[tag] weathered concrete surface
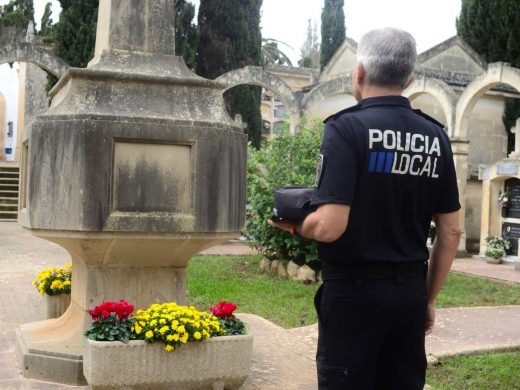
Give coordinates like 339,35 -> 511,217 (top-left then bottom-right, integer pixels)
0,42 -> 69,78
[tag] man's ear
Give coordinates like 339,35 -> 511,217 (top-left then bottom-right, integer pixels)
403,74 -> 415,90
355,62 -> 366,85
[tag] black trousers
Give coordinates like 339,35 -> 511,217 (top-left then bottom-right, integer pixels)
315,275 -> 428,390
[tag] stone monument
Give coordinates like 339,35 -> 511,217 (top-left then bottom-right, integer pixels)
15,0 -> 246,385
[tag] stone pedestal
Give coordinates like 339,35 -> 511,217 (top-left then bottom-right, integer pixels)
16,0 -> 246,385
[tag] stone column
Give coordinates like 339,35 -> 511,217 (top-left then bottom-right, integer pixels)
0,92 -> 5,161
451,137 -> 470,255
16,0 -> 246,385
479,177 -> 491,255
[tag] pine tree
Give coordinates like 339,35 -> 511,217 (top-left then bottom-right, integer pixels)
320,0 -> 345,69
298,19 -> 320,69
0,0 -> 35,47
457,0 -> 520,153
196,0 -> 263,148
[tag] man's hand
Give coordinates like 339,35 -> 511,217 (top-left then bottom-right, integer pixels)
268,219 -> 297,234
425,302 -> 435,335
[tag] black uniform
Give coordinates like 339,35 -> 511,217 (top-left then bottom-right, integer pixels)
312,96 -> 460,390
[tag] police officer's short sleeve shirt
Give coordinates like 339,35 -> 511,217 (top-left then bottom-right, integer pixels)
312,96 -> 460,278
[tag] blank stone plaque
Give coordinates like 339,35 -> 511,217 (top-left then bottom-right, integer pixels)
113,142 -> 192,213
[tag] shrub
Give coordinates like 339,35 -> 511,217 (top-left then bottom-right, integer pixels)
246,119 -> 323,266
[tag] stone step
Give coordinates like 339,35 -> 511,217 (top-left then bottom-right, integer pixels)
0,204 -> 18,211
0,218 -> 17,222
0,177 -> 19,183
0,184 -> 19,191
0,172 -> 20,179
0,197 -> 18,204
0,211 -> 18,220
0,191 -> 19,197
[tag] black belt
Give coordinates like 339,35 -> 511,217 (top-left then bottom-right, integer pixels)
324,261 -> 428,280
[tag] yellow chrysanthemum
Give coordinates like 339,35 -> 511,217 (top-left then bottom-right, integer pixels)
145,331 -> 154,339
165,345 -> 173,352
159,326 -> 169,335
193,331 -> 202,340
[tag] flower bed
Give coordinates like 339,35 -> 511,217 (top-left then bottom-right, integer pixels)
83,300 -> 252,389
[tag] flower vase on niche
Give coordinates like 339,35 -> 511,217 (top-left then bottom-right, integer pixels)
499,191 -> 510,218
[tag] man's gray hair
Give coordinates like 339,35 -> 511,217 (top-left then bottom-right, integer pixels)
357,28 -> 417,88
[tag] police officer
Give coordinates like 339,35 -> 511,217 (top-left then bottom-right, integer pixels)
269,27 -> 461,389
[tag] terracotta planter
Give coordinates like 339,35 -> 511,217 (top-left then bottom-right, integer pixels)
43,293 -> 71,319
486,257 -> 503,264
83,334 -> 253,390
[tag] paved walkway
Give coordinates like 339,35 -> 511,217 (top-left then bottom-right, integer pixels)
451,257 -> 520,284
1,222 -> 520,389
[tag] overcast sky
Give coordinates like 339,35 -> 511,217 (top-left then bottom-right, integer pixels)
1,0 -> 462,139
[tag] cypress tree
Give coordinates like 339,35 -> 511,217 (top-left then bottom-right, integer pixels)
39,2 -> 53,38
53,0 -> 98,68
457,0 -> 520,153
175,0 -> 198,69
320,0 -> 345,69
196,0 -> 263,148
299,19 -> 320,69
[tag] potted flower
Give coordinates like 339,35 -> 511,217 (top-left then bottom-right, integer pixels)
484,236 -> 511,264
498,190 -> 510,217
83,300 -> 253,390
32,263 -> 72,318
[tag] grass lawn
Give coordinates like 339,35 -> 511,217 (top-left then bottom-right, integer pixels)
187,254 -> 319,328
187,255 -> 520,328
426,351 -> 520,389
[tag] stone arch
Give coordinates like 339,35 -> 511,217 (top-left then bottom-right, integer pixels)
0,43 -> 69,78
301,75 -> 353,116
216,66 -> 301,133
456,62 -> 520,139
452,63 -> 520,254
403,76 -> 457,135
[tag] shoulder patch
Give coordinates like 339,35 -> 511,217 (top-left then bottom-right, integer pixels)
323,103 -> 362,124
412,109 -> 445,129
